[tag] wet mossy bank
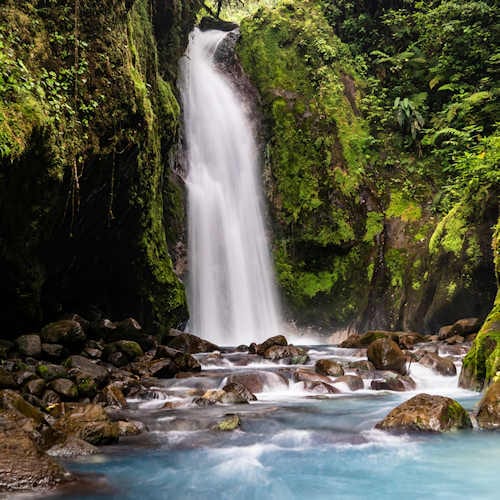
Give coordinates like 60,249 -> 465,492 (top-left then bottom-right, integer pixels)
0,0 -> 199,336
237,0 -> 498,335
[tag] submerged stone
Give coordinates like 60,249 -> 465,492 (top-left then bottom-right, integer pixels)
215,414 -> 240,431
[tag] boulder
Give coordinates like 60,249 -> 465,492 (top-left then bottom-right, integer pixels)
263,344 -> 308,363
49,379 -> 78,400
41,343 -> 65,361
375,393 -> 472,432
438,317 -> 480,340
36,363 -> 68,382
117,420 -> 144,436
332,375 -> 364,391
103,340 -> 143,367
106,318 -> 155,352
347,360 -> 375,374
149,359 -> 178,378
165,330 -> 219,354
0,412 -> 71,491
315,359 -> 344,377
16,335 -> 42,358
64,355 -> 109,388
100,384 -> 127,408
293,369 -> 333,385
40,320 -> 86,350
254,335 -> 288,355
370,372 -> 416,391
367,338 -> 407,375
302,381 -> 339,394
476,380 -> 500,430
24,378 -> 46,397
418,352 -> 457,376
51,403 -> 119,445
0,368 -> 16,389
226,371 -> 288,393
221,382 -> 257,404
339,334 -> 362,348
199,16 -> 239,32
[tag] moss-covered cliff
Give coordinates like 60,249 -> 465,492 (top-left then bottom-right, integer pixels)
0,0 -> 199,336
238,0 -> 498,332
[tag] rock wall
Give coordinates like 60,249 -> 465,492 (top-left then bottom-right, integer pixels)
237,0 -> 498,333
0,0 -> 199,337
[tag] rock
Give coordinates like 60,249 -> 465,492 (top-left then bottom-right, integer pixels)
16,334 -> 42,358
15,370 -> 36,386
47,435 -> 99,457
42,390 -> 61,406
24,378 -> 46,397
255,335 -> 288,355
315,359 -> 344,377
215,414 -> 240,431
103,340 -> 144,366
375,393 -> 472,432
221,382 -> 257,404
0,389 -> 45,423
332,375 -> 364,391
293,369 -> 333,385
107,351 -> 128,367
83,347 -> 102,359
100,384 -> 127,408
347,360 -> 375,373
36,363 -> 68,381
302,381 -> 339,394
0,340 -> 14,359
165,330 -> 219,353
117,420 -> 144,436
226,371 -> 288,393
418,352 -> 457,376
0,367 -> 16,389
438,317 -> 480,340
64,355 -> 109,387
445,335 -> 464,345
49,378 -> 78,400
149,359 -> 178,378
106,318 -> 155,352
40,320 -> 86,350
51,403 -> 119,445
42,343 -> 65,361
367,338 -> 407,375
370,372 -> 416,391
0,412 -> 71,491
263,344 -> 309,363
89,318 -> 116,339
199,16 -> 239,32
476,380 -> 500,430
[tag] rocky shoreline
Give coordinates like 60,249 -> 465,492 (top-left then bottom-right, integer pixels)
0,315 -> 499,493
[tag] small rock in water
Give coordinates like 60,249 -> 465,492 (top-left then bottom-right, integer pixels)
332,375 -> 364,391
418,352 -> 457,376
367,338 -> 407,375
370,372 -> 416,392
315,359 -> 344,377
222,382 -> 257,403
375,393 -> 471,432
254,335 -> 288,355
215,414 -> 240,431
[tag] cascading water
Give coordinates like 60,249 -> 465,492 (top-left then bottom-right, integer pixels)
180,28 -> 281,346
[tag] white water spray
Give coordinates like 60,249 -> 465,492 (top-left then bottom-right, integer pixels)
180,28 -> 281,346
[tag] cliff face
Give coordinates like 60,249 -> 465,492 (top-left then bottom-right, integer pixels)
237,0 -> 498,333
0,0 -> 199,336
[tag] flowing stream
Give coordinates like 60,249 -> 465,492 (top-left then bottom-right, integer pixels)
180,28 -> 281,346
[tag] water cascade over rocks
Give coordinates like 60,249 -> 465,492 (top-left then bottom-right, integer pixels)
180,28 -> 281,346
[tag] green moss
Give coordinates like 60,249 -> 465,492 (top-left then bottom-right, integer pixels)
385,248 -> 407,289
386,192 -> 422,222
364,211 -> 384,242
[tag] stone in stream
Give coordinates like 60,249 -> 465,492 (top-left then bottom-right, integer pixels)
252,335 -> 288,355
302,380 -> 339,394
214,414 -> 240,431
332,375 -> 364,391
227,371 -> 288,393
263,344 -> 308,363
315,359 -> 344,377
293,369 -> 333,386
438,317 -> 480,340
367,338 -> 407,375
221,382 -> 257,403
370,372 -> 416,391
375,393 -> 472,432
418,351 -> 457,376
16,334 -> 42,358
0,412 -> 72,492
165,330 -> 219,354
347,360 -> 375,374
476,380 -> 500,430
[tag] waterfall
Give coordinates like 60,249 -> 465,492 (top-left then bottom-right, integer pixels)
179,28 -> 281,346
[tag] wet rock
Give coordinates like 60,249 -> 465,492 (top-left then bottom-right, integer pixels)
25,378 -> 46,397
375,393 -> 472,432
445,335 -> 464,345
315,359 -> 344,377
199,16 -> 239,32
438,317 -> 480,340
118,420 -> 144,436
347,360 -> 375,374
89,318 -> 116,339
0,412 -> 71,491
302,381 -> 339,394
370,372 -> 416,391
165,330 -> 219,353
254,335 -> 288,355
42,390 -> 61,406
367,338 -> 407,375
64,355 -> 109,387
103,340 -> 144,366
107,318 -> 155,352
49,378 -> 78,400
222,382 -> 257,403
476,380 -> 500,430
339,334 -> 362,348
227,371 -> 288,393
47,436 -> 98,457
293,369 -> 333,385
15,370 -> 36,386
41,320 -> 86,350
215,414 -> 240,431
42,343 -> 65,361
418,352 -> 457,376
83,346 -> 102,359
51,403 -> 119,445
263,344 -> 308,363
0,389 -> 45,423
100,384 -> 127,408
149,358 -> 178,378
332,375 -> 364,391
0,367 -> 16,389
36,363 -> 68,381
16,334 -> 42,358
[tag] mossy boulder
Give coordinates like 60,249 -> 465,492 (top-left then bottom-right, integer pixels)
36,363 -> 68,382
376,393 -> 472,432
165,330 -> 219,354
476,379 -> 500,430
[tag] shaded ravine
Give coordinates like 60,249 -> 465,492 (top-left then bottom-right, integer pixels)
180,28 -> 281,346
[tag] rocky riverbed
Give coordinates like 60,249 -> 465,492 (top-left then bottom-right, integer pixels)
1,315 -> 499,496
